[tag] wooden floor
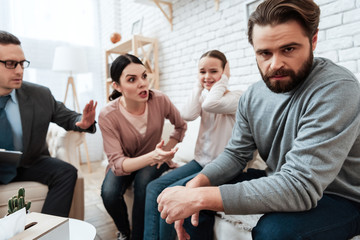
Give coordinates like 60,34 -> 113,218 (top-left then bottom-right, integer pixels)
80,160 -> 118,240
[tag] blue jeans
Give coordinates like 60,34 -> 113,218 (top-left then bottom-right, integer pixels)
252,194 -> 360,240
185,169 -> 360,240
101,164 -> 169,240
144,160 -> 203,240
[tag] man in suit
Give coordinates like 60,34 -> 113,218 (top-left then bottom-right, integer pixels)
0,30 -> 97,217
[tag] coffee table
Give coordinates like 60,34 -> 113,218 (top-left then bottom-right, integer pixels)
10,212 -> 96,240
69,218 -> 96,239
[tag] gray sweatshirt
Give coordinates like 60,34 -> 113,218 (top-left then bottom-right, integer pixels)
201,57 -> 360,214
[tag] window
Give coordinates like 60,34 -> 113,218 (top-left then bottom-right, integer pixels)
0,0 -> 101,110
9,0 -> 97,46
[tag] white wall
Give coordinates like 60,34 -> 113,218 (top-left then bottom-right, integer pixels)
2,0 -> 358,163
99,0 -> 360,109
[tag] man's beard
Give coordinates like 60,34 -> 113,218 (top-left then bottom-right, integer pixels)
259,51 -> 314,93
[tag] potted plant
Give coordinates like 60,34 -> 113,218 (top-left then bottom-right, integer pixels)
0,187 -> 31,238
7,187 -> 31,215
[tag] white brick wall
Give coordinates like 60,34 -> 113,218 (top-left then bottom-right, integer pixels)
100,0 -> 359,109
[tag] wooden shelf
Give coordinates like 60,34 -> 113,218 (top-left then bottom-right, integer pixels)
153,0 -> 173,30
215,0 -> 219,10
135,0 -> 173,30
105,35 -> 159,102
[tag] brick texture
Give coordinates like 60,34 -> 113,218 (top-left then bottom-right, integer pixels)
100,0 -> 359,108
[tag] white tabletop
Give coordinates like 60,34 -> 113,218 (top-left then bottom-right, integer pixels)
8,212 -> 96,240
69,218 -> 96,240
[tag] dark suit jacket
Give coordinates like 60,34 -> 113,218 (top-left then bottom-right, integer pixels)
16,81 -> 94,167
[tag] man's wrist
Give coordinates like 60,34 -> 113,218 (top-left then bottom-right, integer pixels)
86,121 -> 97,133
186,173 -> 211,188
196,186 -> 224,212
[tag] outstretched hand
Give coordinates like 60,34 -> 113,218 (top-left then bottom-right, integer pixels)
76,100 -> 97,129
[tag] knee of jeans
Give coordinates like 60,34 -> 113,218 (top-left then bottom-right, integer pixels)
134,178 -> 151,195
146,180 -> 161,196
101,185 -> 125,204
252,216 -> 295,240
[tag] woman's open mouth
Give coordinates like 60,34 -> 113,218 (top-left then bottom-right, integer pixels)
139,90 -> 148,98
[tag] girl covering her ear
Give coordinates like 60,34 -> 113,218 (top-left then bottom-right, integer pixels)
144,50 -> 243,240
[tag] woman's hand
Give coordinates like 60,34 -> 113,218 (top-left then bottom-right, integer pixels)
150,140 -> 178,168
121,139 -> 179,173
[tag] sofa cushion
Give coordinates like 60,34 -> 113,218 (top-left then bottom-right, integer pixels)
161,118 -> 200,165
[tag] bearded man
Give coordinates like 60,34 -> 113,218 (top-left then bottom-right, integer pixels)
157,0 -> 360,240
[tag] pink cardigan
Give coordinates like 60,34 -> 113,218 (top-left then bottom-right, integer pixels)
99,90 -> 187,175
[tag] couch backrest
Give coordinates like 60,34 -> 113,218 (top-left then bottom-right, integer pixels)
162,118 -> 201,165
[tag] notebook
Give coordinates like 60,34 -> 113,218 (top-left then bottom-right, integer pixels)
0,149 -> 22,167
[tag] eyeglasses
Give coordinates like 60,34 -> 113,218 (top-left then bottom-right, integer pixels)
0,60 -> 30,69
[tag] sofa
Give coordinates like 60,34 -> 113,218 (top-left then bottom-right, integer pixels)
0,123 -> 85,220
137,119 -> 360,240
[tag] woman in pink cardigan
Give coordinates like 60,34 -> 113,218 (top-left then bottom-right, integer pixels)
98,54 -> 187,240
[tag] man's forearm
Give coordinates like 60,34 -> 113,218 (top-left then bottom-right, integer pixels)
186,173 -> 211,188
188,174 -> 224,214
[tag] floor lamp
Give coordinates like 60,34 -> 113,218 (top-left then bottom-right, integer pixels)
52,46 -> 92,172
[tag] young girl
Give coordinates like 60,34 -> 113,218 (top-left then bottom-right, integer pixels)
98,54 -> 187,240
144,50 -> 242,240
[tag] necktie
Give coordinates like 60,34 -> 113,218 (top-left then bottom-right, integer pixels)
0,95 -> 17,184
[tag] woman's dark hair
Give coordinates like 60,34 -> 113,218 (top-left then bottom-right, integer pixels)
247,0 -> 320,45
109,53 -> 144,101
0,30 -> 21,45
200,50 -> 227,69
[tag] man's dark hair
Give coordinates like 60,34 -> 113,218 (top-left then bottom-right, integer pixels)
247,0 -> 320,45
0,30 -> 21,45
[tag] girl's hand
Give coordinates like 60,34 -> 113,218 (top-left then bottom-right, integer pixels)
197,77 -> 205,89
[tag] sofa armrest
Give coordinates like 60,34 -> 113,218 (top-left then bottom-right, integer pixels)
69,177 -> 84,220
